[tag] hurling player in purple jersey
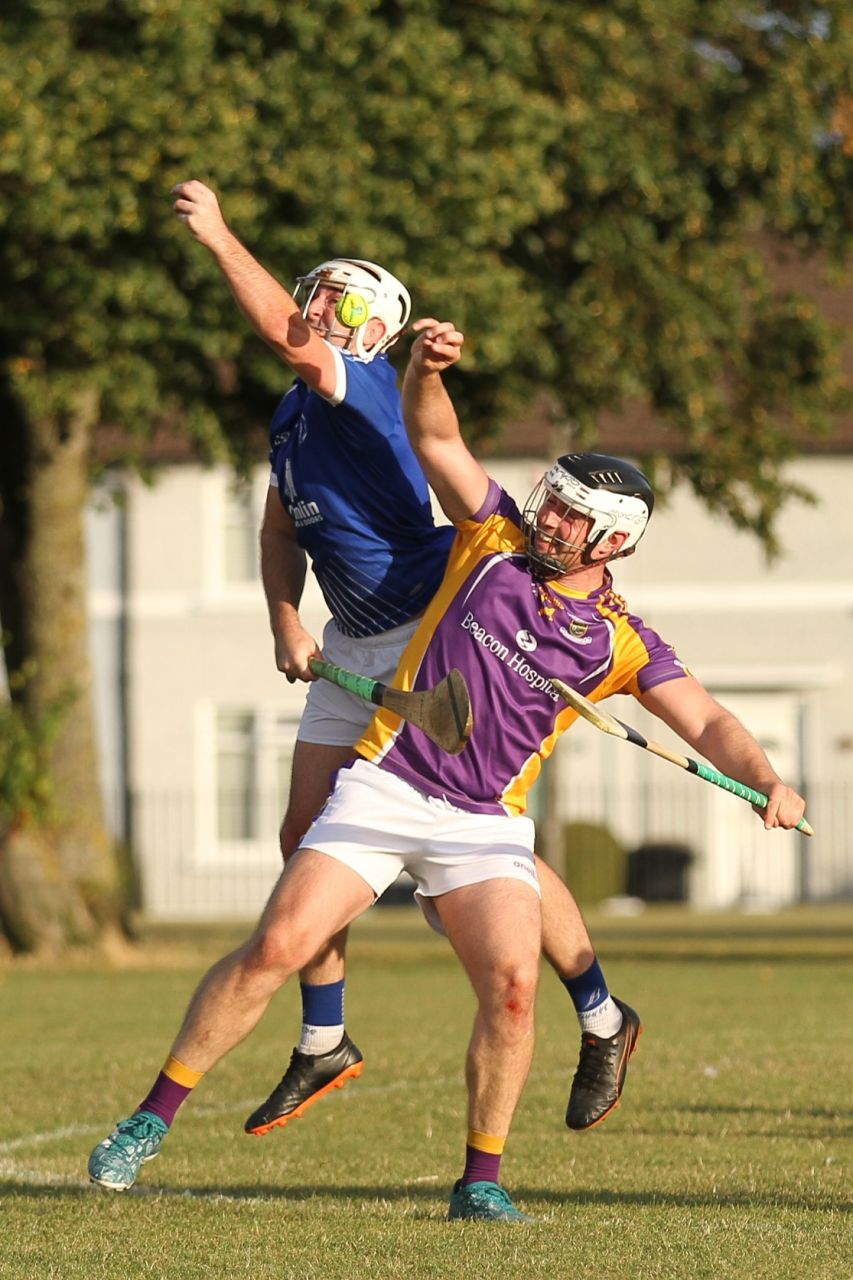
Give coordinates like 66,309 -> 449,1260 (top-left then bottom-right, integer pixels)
164,181 -> 649,1150
86,309 -> 806,1219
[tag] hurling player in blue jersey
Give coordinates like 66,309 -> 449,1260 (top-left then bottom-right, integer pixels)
167,180 -> 644,1144
86,311 -> 807,1218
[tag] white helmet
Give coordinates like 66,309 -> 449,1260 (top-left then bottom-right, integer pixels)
521,453 -> 654,579
293,258 -> 411,361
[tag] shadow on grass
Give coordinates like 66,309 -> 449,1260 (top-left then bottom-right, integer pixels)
612,1101 -> 853,1137
0,1180 -> 848,1216
675,1102 -> 851,1122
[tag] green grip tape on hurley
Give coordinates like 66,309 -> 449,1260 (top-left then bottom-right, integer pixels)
309,658 -> 383,706
694,763 -> 812,834
695,763 -> 767,805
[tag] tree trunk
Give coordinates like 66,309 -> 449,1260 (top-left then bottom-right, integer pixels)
0,387 -> 127,954
0,818 -> 100,954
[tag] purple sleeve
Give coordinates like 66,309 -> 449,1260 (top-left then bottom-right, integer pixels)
631,617 -> 689,693
470,479 -> 522,525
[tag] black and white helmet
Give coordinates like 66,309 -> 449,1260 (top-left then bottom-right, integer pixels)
293,258 -> 411,361
521,452 -> 654,579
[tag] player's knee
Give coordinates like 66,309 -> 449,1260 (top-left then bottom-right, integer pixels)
243,927 -> 301,981
488,961 -> 538,1031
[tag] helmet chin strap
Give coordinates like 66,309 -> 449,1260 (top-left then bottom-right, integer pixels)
579,538 -> 636,569
530,541 -> 636,581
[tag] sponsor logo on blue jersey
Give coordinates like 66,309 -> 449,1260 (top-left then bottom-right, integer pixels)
290,499 -> 323,527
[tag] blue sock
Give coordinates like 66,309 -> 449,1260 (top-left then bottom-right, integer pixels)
562,959 -> 622,1036
562,958 -> 609,1014
298,980 -> 345,1054
301,979 -> 345,1026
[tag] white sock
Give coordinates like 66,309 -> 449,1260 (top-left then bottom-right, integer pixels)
298,1023 -> 344,1056
578,997 -> 623,1038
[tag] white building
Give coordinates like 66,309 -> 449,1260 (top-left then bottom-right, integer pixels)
85,454 -> 853,920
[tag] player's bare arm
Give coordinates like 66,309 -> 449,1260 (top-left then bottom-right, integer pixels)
402,318 -> 489,523
641,677 -> 806,830
260,489 -> 321,682
171,179 -> 338,397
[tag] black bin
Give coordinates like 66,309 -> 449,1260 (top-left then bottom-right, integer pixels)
627,843 -> 693,902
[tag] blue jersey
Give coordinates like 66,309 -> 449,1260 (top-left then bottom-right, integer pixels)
268,348 -> 455,638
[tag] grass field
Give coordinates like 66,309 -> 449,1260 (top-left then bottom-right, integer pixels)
1,905 -> 850,1280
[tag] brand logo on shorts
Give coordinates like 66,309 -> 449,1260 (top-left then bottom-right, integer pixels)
516,630 -> 537,652
512,859 -> 537,879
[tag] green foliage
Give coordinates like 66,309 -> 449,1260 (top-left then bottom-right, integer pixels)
0,698 -> 50,828
1,0 -> 851,544
0,659 -> 70,830
561,819 -> 627,904
438,0 -> 853,552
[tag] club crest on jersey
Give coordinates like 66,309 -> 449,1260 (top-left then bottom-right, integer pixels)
559,617 -> 593,645
516,630 -> 538,652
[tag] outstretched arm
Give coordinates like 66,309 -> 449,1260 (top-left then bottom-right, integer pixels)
640,676 -> 806,830
401,318 -> 489,522
171,179 -> 338,397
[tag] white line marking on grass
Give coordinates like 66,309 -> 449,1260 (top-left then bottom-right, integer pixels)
0,1125 -> 106,1153
1,1068 -> 569,1155
0,1159 -> 91,1189
0,1158 -> 282,1203
0,1078 -> 457,1159
0,1069 -> 570,1198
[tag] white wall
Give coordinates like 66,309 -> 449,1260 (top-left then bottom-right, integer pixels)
86,457 -> 853,917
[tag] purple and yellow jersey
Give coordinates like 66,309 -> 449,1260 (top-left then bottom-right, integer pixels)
355,480 -> 687,816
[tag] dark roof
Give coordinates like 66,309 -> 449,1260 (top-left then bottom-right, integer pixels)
486,241 -> 852,459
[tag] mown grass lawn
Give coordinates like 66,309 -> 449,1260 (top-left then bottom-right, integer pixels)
1,905 -> 850,1279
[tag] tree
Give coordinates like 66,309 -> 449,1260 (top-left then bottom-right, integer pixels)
435,0 -> 852,545
0,0 -> 564,951
0,0 -> 850,950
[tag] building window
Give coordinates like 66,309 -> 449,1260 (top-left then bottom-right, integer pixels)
214,708 -> 300,851
216,711 -> 256,840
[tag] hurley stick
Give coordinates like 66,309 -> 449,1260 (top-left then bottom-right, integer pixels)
551,677 -> 813,836
309,658 -> 473,755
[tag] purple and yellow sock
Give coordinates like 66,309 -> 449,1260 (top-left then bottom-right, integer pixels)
137,1055 -> 205,1128
461,1129 -> 505,1186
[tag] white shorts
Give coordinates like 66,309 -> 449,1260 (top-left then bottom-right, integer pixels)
298,758 -> 540,934
297,617 -> 422,747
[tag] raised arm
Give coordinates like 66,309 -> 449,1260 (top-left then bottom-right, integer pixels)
640,676 -> 806,830
171,180 -> 338,397
401,318 -> 489,523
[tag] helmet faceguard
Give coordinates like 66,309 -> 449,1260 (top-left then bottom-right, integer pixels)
521,453 -> 654,580
293,258 -> 411,361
